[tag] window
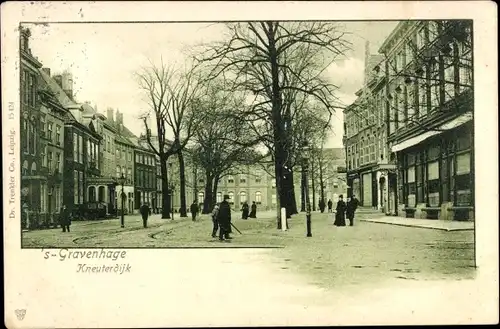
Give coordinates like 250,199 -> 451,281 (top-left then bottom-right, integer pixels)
240,174 -> 246,184
128,151 -> 132,162
41,146 -> 47,167
73,170 -> 79,204
136,153 -> 140,163
55,152 -> 61,172
22,119 -> 28,153
55,125 -> 61,145
217,192 -> 223,203
407,86 -> 417,122
228,192 -> 234,204
31,162 -> 37,176
271,194 -> 277,204
73,133 -> 78,161
406,165 -> 416,207
79,171 -> 84,204
271,179 -> 276,188
428,21 -> 439,42
416,26 -> 426,49
255,170 -> 262,183
198,192 -> 205,204
427,160 -> 440,206
117,148 -> 120,158
30,121 -> 36,155
128,168 -> 132,184
40,183 -> 47,213
418,80 -> 428,117
443,44 -> 456,103
240,191 -> 247,203
116,166 -> 121,178
47,151 -> 53,171
98,186 -> 105,202
227,175 -> 234,184
458,35 -> 472,94
79,135 -> 83,163
88,186 -> 96,202
405,42 -> 413,65
47,122 -> 53,142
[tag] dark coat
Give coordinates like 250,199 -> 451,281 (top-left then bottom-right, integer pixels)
217,200 -> 232,231
327,200 -> 333,209
190,203 -> 199,214
140,204 -> 150,219
334,200 -> 347,226
59,207 -> 71,226
241,203 -> 249,219
249,204 -> 257,218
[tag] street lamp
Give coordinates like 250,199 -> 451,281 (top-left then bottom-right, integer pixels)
118,173 -> 126,228
302,140 -> 312,237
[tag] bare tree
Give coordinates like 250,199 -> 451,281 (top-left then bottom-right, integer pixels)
136,59 -> 205,219
195,22 -> 350,228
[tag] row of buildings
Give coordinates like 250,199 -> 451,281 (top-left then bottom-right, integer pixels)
343,20 -> 474,221
20,26 -> 347,229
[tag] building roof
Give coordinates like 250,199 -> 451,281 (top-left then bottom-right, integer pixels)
38,69 -> 81,110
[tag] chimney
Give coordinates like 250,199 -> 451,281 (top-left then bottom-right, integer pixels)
116,111 -> 123,125
53,75 -> 62,88
20,26 -> 31,53
62,71 -> 74,100
107,108 -> 114,122
42,67 -> 51,76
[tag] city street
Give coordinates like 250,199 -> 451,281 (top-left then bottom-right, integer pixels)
22,210 -> 475,289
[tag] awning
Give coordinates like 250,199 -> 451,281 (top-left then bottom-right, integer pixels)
391,112 -> 472,153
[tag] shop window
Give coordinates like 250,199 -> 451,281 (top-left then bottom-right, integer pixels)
427,161 -> 440,206
406,166 -> 416,207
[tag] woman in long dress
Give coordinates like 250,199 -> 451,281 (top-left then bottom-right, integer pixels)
249,201 -> 257,218
334,194 -> 347,227
241,202 -> 249,219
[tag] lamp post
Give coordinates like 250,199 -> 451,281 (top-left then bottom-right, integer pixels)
302,141 -> 312,237
118,173 -> 126,228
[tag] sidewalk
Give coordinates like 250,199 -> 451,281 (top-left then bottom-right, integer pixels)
360,216 -> 474,231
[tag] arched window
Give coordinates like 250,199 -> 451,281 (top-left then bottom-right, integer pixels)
98,186 -> 105,202
198,192 -> 204,204
216,192 -> 222,203
30,162 -> 37,175
88,186 -> 96,202
255,191 -> 262,204
228,192 -> 234,204
239,191 -> 247,203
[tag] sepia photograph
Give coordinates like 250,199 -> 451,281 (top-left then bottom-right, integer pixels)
3,1 -> 498,327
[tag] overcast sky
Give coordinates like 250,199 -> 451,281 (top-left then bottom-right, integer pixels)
27,21 -> 397,148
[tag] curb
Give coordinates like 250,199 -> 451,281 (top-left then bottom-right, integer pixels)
359,219 -> 474,232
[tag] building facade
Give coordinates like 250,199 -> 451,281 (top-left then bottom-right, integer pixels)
380,20 -> 474,221
20,27 -> 44,229
133,140 -> 157,211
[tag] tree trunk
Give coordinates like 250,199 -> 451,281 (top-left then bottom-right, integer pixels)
311,157 -> 316,211
319,160 -> 325,208
301,166 -> 306,212
160,158 -> 171,219
202,172 -> 214,214
177,151 -> 188,217
211,174 -> 220,207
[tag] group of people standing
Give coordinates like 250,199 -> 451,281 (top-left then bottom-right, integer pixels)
240,201 -> 257,220
333,194 -> 359,227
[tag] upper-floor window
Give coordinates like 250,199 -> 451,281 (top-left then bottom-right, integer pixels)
55,152 -> 61,172
239,174 -> 246,184
47,122 -> 53,141
227,175 -> 234,184
55,125 -> 61,145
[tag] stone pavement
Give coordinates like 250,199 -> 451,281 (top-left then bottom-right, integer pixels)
360,216 -> 474,231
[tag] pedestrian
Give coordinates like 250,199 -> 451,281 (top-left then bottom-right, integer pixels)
241,201 -> 249,219
59,205 -> 71,233
319,198 -> 326,213
217,194 -> 232,241
211,203 -> 220,238
347,194 -> 359,226
334,194 -> 347,227
327,199 -> 333,213
140,202 -> 150,228
190,200 -> 199,221
249,201 -> 257,218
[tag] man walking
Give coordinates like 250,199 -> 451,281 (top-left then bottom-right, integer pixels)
327,199 -> 333,213
140,202 -> 151,228
190,201 -> 199,221
217,194 -> 232,241
59,205 -> 71,233
346,194 -> 359,226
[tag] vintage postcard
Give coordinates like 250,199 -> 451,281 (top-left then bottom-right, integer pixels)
2,1 -> 498,327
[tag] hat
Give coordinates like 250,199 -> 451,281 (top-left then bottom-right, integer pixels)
339,194 -> 343,198
223,194 -> 230,200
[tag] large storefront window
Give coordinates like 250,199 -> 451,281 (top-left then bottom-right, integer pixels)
427,145 -> 440,206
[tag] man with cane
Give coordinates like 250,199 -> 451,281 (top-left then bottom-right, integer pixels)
217,194 -> 233,242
